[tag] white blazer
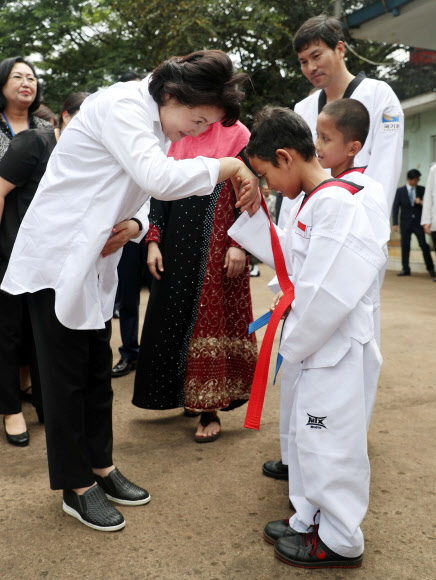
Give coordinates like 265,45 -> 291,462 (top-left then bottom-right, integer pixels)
1,78 -> 220,330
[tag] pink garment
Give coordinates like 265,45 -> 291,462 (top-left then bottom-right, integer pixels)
168,120 -> 250,161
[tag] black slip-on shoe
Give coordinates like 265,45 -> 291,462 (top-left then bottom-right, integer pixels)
397,270 -> 411,277
95,468 -> 150,506
262,459 -> 289,480
111,358 -> 136,378
264,518 -> 299,545
3,417 -> 29,447
274,530 -> 363,569
63,486 -> 125,532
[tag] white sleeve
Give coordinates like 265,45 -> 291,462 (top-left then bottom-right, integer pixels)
130,198 -> 150,243
100,97 -> 220,200
363,84 -> 404,213
279,196 -> 386,364
421,165 -> 436,227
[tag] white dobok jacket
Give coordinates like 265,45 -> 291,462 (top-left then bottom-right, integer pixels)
229,181 -> 387,369
421,163 -> 436,231
1,78 -> 220,330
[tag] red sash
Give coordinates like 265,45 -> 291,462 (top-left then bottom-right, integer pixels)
244,179 -> 362,430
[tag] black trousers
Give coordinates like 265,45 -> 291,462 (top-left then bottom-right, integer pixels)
400,221 -> 434,272
117,240 -> 147,360
0,290 -> 41,414
28,289 -> 113,490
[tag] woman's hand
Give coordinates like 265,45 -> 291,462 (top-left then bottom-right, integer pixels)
423,224 -> 432,235
224,247 -> 246,278
147,241 -> 164,280
232,162 -> 261,214
101,219 -> 140,258
218,158 -> 261,214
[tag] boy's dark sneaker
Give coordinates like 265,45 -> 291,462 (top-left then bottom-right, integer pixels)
274,529 -> 363,569
262,459 -> 289,480
63,486 -> 125,532
264,518 -> 299,544
94,468 -> 150,505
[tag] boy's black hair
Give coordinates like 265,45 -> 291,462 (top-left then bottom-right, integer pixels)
246,106 -> 316,166
321,99 -> 369,147
293,14 -> 344,54
407,169 -> 421,180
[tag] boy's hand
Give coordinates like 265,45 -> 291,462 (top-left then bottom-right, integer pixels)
270,290 -> 291,319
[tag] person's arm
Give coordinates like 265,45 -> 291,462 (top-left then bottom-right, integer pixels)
363,84 -> 404,213
392,189 -> 401,230
100,96 -> 259,212
421,165 -> 436,233
279,195 -> 386,365
0,176 -> 16,223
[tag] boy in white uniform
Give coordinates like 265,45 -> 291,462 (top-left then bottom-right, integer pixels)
229,106 -> 386,568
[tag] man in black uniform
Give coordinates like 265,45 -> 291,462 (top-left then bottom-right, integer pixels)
392,168 -> 436,278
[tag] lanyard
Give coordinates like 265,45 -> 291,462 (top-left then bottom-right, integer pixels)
1,112 -> 30,137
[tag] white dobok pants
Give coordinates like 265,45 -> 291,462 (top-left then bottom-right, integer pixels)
282,338 -> 382,557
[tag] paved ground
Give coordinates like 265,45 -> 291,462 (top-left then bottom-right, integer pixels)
1,266 -> 435,579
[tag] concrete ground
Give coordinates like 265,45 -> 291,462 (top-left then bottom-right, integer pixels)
1,266 -> 435,580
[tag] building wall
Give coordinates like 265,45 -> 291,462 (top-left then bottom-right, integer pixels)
391,107 -> 436,253
403,108 -> 436,184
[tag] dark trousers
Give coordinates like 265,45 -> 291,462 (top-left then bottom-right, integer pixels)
400,221 -> 434,272
0,290 -> 41,414
117,241 -> 147,360
28,289 -> 113,490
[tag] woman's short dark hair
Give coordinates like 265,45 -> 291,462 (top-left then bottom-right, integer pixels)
246,106 -> 316,166
119,71 -> 142,82
149,50 -> 249,127
58,92 -> 89,129
293,14 -> 344,54
34,104 -> 59,128
322,99 -> 370,147
0,56 -> 42,113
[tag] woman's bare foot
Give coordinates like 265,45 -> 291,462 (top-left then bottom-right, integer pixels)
195,412 -> 221,442
4,412 -> 27,435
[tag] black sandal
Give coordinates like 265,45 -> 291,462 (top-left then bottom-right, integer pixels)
19,385 -> 32,402
194,412 -> 221,443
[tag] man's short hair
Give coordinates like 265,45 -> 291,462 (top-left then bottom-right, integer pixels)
246,106 -> 316,166
407,169 -> 421,180
321,99 -> 369,147
293,14 -> 344,53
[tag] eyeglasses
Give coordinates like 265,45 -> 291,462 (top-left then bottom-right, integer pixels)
8,74 -> 37,84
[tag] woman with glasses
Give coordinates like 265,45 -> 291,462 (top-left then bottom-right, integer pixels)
0,56 -> 53,446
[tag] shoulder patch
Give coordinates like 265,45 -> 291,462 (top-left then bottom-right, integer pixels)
381,108 -> 401,133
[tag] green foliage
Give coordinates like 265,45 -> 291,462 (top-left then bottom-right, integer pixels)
0,0 -> 415,122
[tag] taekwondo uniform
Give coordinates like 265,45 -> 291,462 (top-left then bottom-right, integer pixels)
279,74 -> 404,226
269,169 -> 390,460
229,179 -> 386,557
1,77 -> 221,490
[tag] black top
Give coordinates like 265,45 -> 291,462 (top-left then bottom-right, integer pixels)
0,127 -> 56,281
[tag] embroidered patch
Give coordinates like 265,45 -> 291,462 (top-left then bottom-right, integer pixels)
295,221 -> 312,238
381,111 -> 400,133
306,413 -> 327,429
